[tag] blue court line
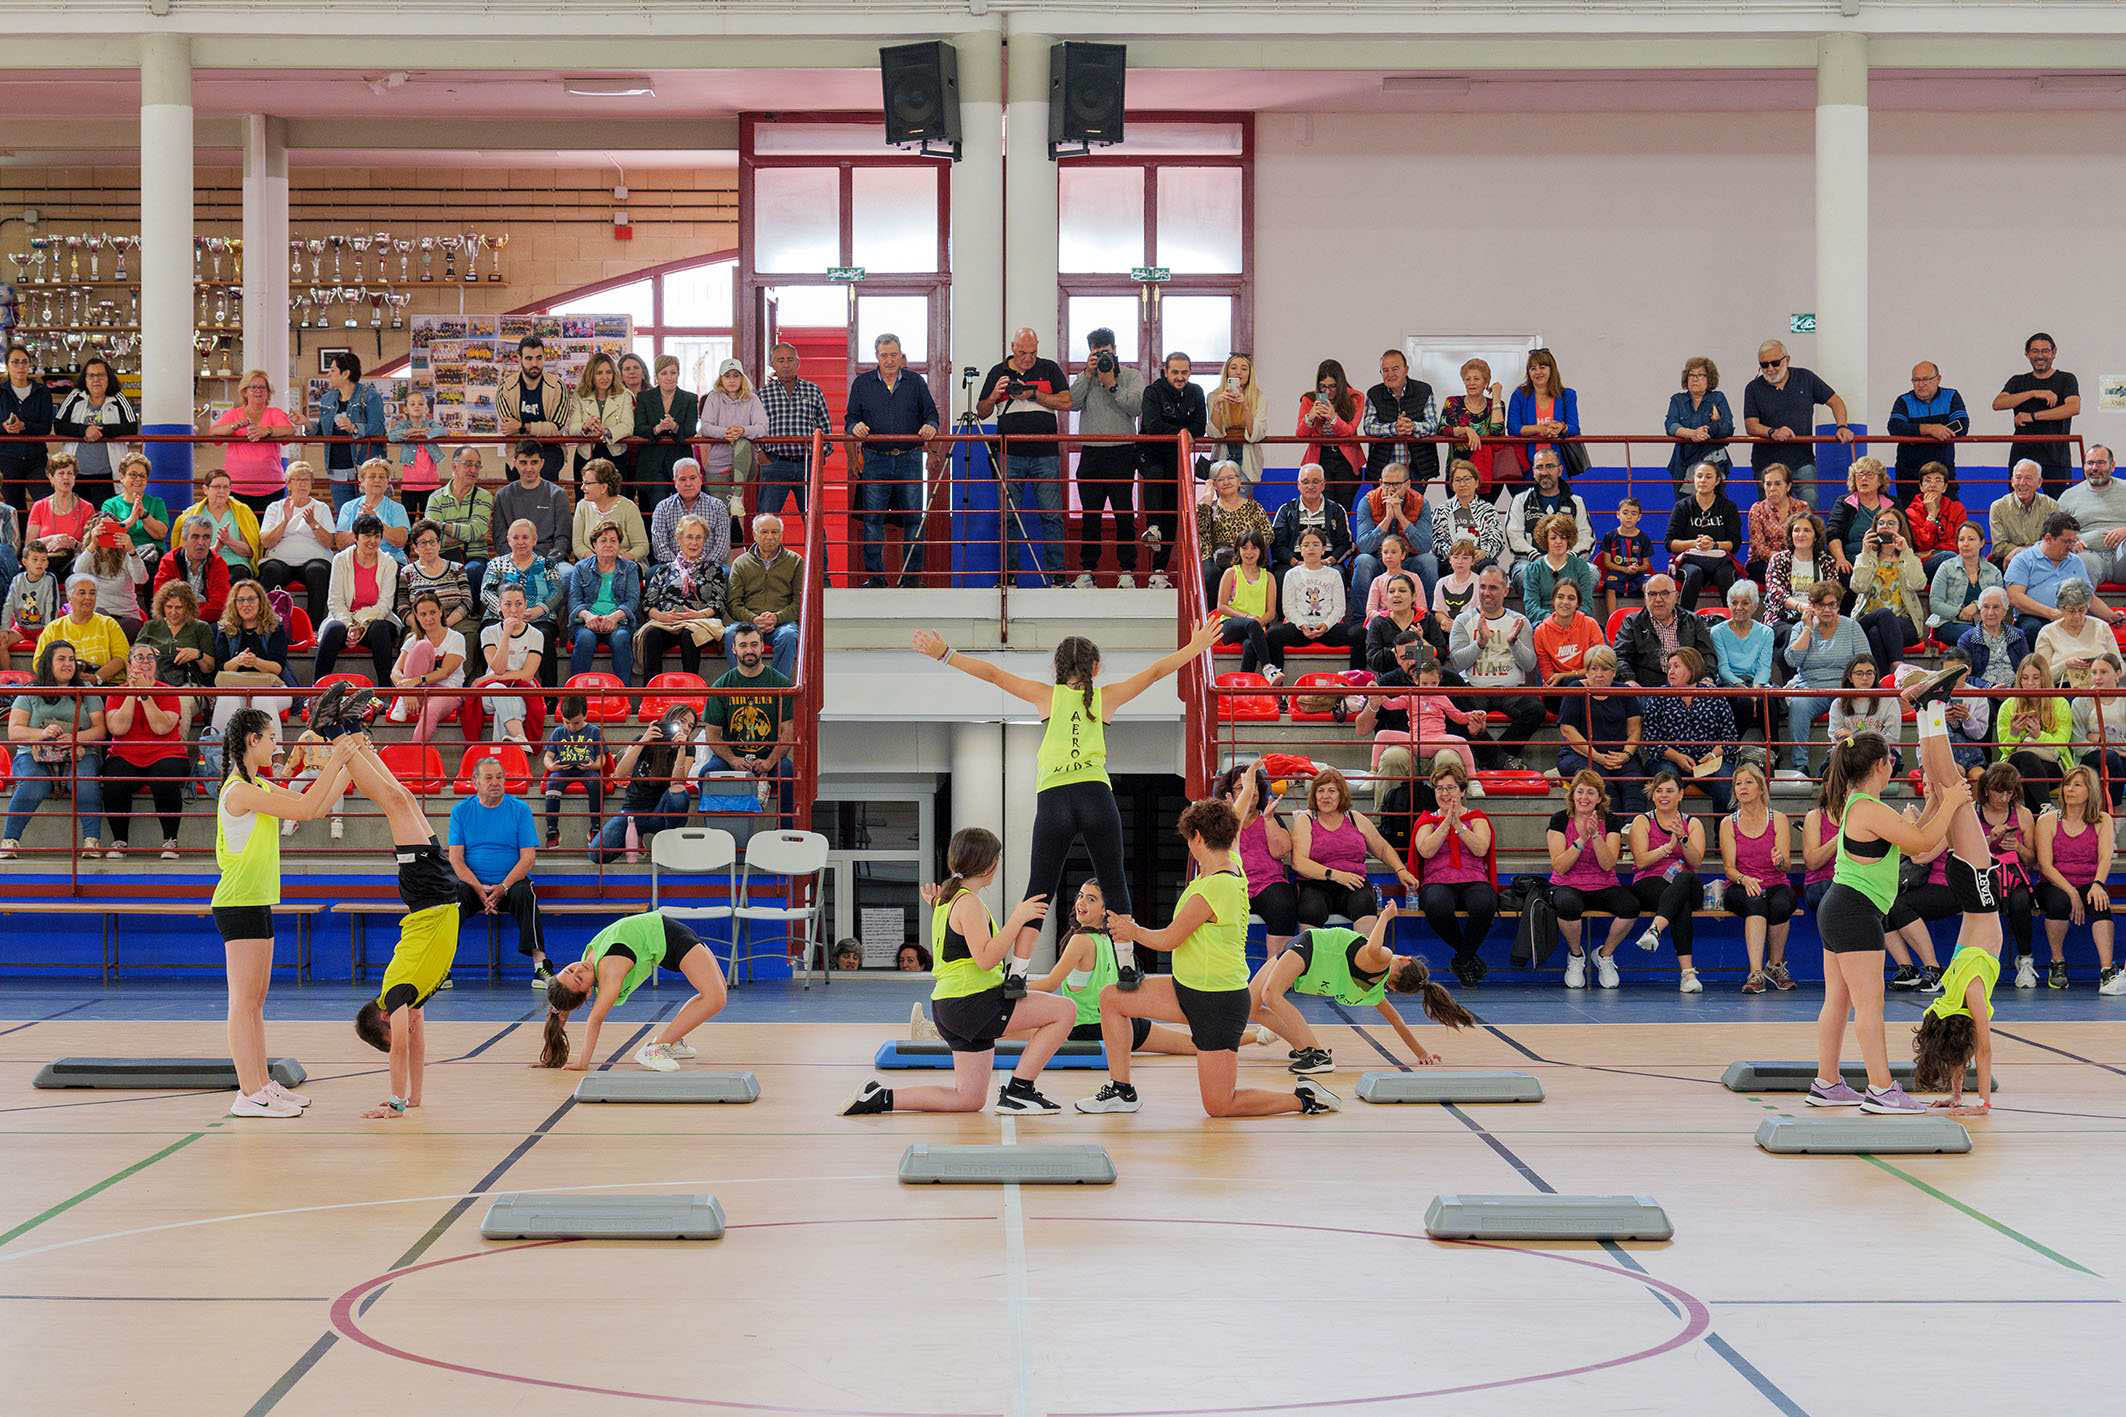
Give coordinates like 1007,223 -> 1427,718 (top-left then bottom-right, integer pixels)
1482,1022 -> 1730,1087
0,1001 -> 98,1036
1331,1003 -> 1811,1417
244,1006 -> 671,1417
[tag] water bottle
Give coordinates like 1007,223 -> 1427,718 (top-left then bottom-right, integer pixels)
1703,881 -> 1725,911
1662,861 -> 1685,883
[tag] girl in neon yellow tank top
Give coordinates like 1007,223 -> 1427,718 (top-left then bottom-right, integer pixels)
841,827 -> 1079,1118
1211,531 -> 1276,675
1250,901 -> 1475,1068
913,620 -> 1223,997
1073,778 -> 1341,1119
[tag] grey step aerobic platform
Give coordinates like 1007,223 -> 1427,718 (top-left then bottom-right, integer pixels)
34,1057 -> 308,1090
1722,1060 -> 1991,1093
1357,1070 -> 1544,1104
481,1193 -> 726,1240
1424,1194 -> 1673,1241
573,1071 -> 760,1103
876,1040 -> 1107,1070
899,1143 -> 1116,1185
1754,1114 -> 1973,1155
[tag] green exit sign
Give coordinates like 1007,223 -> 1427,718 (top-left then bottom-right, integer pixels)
827,266 -> 865,282
1789,312 -> 1817,334
1131,266 -> 1172,283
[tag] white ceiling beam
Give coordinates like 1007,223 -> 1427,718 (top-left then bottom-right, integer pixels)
278,118 -> 737,152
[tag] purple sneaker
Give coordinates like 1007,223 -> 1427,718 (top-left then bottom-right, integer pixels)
1805,1079 -> 1863,1108
1861,1084 -> 1928,1115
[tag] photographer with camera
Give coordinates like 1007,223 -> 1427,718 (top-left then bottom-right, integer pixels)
1138,352 -> 1207,592
1068,328 -> 1146,589
978,328 -> 1072,588
1847,507 -> 1929,675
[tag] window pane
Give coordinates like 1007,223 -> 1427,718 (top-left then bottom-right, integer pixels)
857,295 -> 930,364
662,260 -> 734,327
667,336 -> 734,393
756,122 -> 891,155
1157,296 -> 1231,367
632,335 -> 658,369
1155,167 -> 1243,274
756,167 -> 841,273
1083,121 -> 1243,157
552,278 -> 653,327
852,167 -> 939,273
769,283 -> 853,328
1065,296 -> 1140,364
1058,167 -> 1144,273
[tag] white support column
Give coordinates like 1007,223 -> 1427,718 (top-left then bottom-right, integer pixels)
241,115 -> 290,397
1000,719 -> 1053,969
951,720 -> 1009,926
1003,30 -> 1058,353
949,25 -> 1004,407
1815,33 -> 1869,434
139,34 -> 195,507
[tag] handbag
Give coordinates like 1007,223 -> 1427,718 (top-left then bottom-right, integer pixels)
1558,440 -> 1590,478
1506,874 -> 1559,968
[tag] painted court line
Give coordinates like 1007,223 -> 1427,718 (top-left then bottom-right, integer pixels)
1856,1154 -> 2099,1277
997,1115 -> 1034,1417
0,1130 -> 207,1250
0,1001 -> 99,1036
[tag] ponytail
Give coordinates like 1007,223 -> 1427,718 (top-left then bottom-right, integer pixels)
537,978 -> 590,1068
1826,730 -> 1891,821
224,706 -> 273,785
1054,635 -> 1100,718
1388,956 -> 1476,1030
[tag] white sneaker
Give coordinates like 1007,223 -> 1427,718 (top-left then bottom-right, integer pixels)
282,818 -> 298,838
1071,572 -> 1096,590
1263,666 -> 1285,686
1148,572 -> 1173,590
910,1001 -> 942,1042
634,1042 -> 680,1072
104,842 -> 125,861
229,1088 -> 301,1119
329,816 -> 344,841
664,1039 -> 698,1060
1117,572 -> 1137,589
0,839 -> 16,859
1679,969 -> 1703,994
2100,966 -> 2126,997
1636,925 -> 1663,952
80,838 -> 100,858
265,1079 -> 312,1109
1596,953 -> 1620,989
1564,953 -> 1587,989
160,841 -> 180,860
2015,956 -> 2038,989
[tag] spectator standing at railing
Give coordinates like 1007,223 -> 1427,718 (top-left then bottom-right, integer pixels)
978,329 -> 1071,590
1885,362 -> 1969,500
426,448 -> 495,596
698,358 -> 769,511
1614,574 -> 1714,689
1778,582 -> 1866,778
632,354 -> 698,506
1295,360 -> 1366,508
569,458 -> 649,566
2005,511 -> 2111,644
258,460 -> 338,624
53,355 -> 138,508
1438,359 -> 1511,493
1196,459 -> 1273,607
1663,355 -> 1733,496
1359,349 -> 1439,491
725,513 -> 802,681
1825,455 -> 1897,575
1351,461 -> 1427,609
1665,461 -> 1742,611
650,458 -> 732,570
313,351 -> 387,514
2058,445 -> 2126,587
100,640 -> 188,861
846,334 -> 938,588
1987,459 -> 2057,569
498,335 -> 573,487
1507,348 -> 1581,484
1270,462 -> 1353,578
1742,339 -> 1852,509
212,371 -> 297,516
1137,353 -> 1206,591
314,515 -> 401,686
175,469 -> 262,578
1448,565 -> 1542,771
756,342 -> 832,519
565,522 -> 642,685
1504,449 -> 1592,563
1068,327 -> 1145,590
492,440 -> 573,575
1847,510 -> 1928,673
1904,461 -> 1967,574
1929,521 -> 2000,638
0,344 -> 55,516
0,642 -> 107,859
1205,354 -> 1267,486
151,517 -> 230,624
565,353 -> 633,494
99,453 -> 168,579
1993,332 -> 2081,499
385,389 -> 447,519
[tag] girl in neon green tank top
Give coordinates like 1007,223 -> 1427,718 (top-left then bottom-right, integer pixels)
842,827 -> 1078,1118
914,620 -> 1224,997
1073,779 -> 1341,1119
1211,531 -> 1276,675
537,911 -> 731,1073
1250,902 -> 1475,1069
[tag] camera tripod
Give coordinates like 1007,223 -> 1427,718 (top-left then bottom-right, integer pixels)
953,366 -> 1044,588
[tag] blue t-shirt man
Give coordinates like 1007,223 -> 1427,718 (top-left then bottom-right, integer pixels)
448,792 -> 538,885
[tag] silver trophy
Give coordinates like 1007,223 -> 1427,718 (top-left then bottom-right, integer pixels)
419,236 -> 435,282
342,286 -> 360,329
351,235 -> 371,281
113,235 -> 132,283
369,290 -> 385,328
290,239 -> 304,279
84,234 -> 104,280
440,235 -> 462,282
327,234 -> 346,279
197,287 -> 211,326
191,235 -> 204,282
395,238 -> 413,283
26,236 -> 45,283
372,232 -> 393,281
194,333 -> 217,378
291,291 -> 311,330
65,235 -> 83,280
213,289 -> 230,327
462,231 -> 483,283
208,236 -> 227,280
126,288 -> 139,326
306,238 -> 325,283
6,250 -> 25,286
386,291 -> 410,330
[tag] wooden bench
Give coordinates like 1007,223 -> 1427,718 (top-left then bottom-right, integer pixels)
0,901 -> 324,984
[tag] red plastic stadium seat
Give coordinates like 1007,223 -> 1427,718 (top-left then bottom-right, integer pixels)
378,743 -> 445,796
1604,607 -> 1631,643
1696,606 -> 1727,620
284,606 -> 317,652
1213,671 -> 1280,722
454,743 -> 531,795
637,671 -> 709,723
0,670 -> 29,689
564,671 -> 631,724
313,671 -> 373,696
1474,769 -> 1551,797
1286,672 -> 1349,723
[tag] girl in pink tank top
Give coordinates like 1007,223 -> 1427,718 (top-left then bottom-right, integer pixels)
1722,765 -> 1796,993
2036,767 -> 2115,991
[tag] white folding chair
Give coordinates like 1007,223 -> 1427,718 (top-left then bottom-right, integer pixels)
649,827 -> 739,981
729,829 -> 830,987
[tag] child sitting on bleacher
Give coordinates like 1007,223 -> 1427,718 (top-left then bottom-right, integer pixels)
1428,537 -> 1480,655
4,542 -> 56,673
1595,498 -> 1654,620
1368,655 -> 1482,791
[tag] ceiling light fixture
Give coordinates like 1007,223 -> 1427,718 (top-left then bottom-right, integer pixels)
564,77 -> 657,99
1380,76 -> 1473,96
2035,73 -> 2126,93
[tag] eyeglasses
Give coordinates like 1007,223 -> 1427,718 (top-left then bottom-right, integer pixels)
1759,358 -> 1787,370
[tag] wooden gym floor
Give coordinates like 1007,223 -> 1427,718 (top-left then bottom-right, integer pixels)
1,988 -> 2122,1416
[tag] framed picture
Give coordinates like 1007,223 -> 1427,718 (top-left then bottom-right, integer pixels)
317,346 -> 353,375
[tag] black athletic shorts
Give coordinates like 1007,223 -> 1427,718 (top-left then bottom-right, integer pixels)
1946,854 -> 2000,913
1070,1018 -> 1153,1050
396,841 -> 458,912
1173,981 -> 1250,1052
1817,882 -> 1887,955
932,987 -> 1015,1053
658,916 -> 704,972
213,905 -> 274,941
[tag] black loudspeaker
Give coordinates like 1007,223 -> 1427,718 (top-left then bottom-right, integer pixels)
879,41 -> 961,158
1049,41 -> 1126,157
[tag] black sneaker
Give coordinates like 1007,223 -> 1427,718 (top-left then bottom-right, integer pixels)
2049,960 -> 2070,990
342,686 -> 380,729
1001,971 -> 1027,1001
1115,965 -> 1142,991
1451,955 -> 1481,988
1918,966 -> 1944,996
308,680 -> 350,736
1288,1047 -> 1335,1076
1295,1080 -> 1342,1114
1888,965 -> 1920,991
841,1081 -> 892,1116
993,1079 -> 1061,1115
1904,661 -> 1970,711
544,831 -> 560,849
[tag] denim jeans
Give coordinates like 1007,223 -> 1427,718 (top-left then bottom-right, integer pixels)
724,621 -> 799,680
1006,451 -> 1062,586
5,748 -> 105,841
329,478 -> 359,515
1785,693 -> 1834,770
571,623 -> 636,686
756,457 -> 809,518
589,789 -> 693,863
855,448 -> 922,577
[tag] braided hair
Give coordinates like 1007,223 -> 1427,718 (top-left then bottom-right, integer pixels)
222,707 -> 275,786
1053,636 -> 1100,718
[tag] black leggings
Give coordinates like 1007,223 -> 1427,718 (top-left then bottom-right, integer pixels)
1722,880 -> 1795,922
1675,554 -> 1737,611
103,757 -> 187,843
260,559 -> 332,625
2003,880 -> 2036,959
638,625 -> 705,679
1857,608 -> 1918,674
1138,445 -> 1180,564
2039,879 -> 2104,922
314,616 -> 399,685
1021,780 -> 1132,933
1251,880 -> 1300,937
1296,876 -> 1378,926
1890,881 -> 1960,928
1076,445 -> 1136,570
2007,751 -> 2062,813
1418,880 -> 1497,964
1218,615 -> 1271,674
1549,883 -> 1641,940
1629,873 -> 1697,958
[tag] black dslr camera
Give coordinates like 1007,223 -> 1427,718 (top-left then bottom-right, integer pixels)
1091,350 -> 1116,375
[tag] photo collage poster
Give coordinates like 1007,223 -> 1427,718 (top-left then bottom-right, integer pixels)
405,313 -> 635,434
